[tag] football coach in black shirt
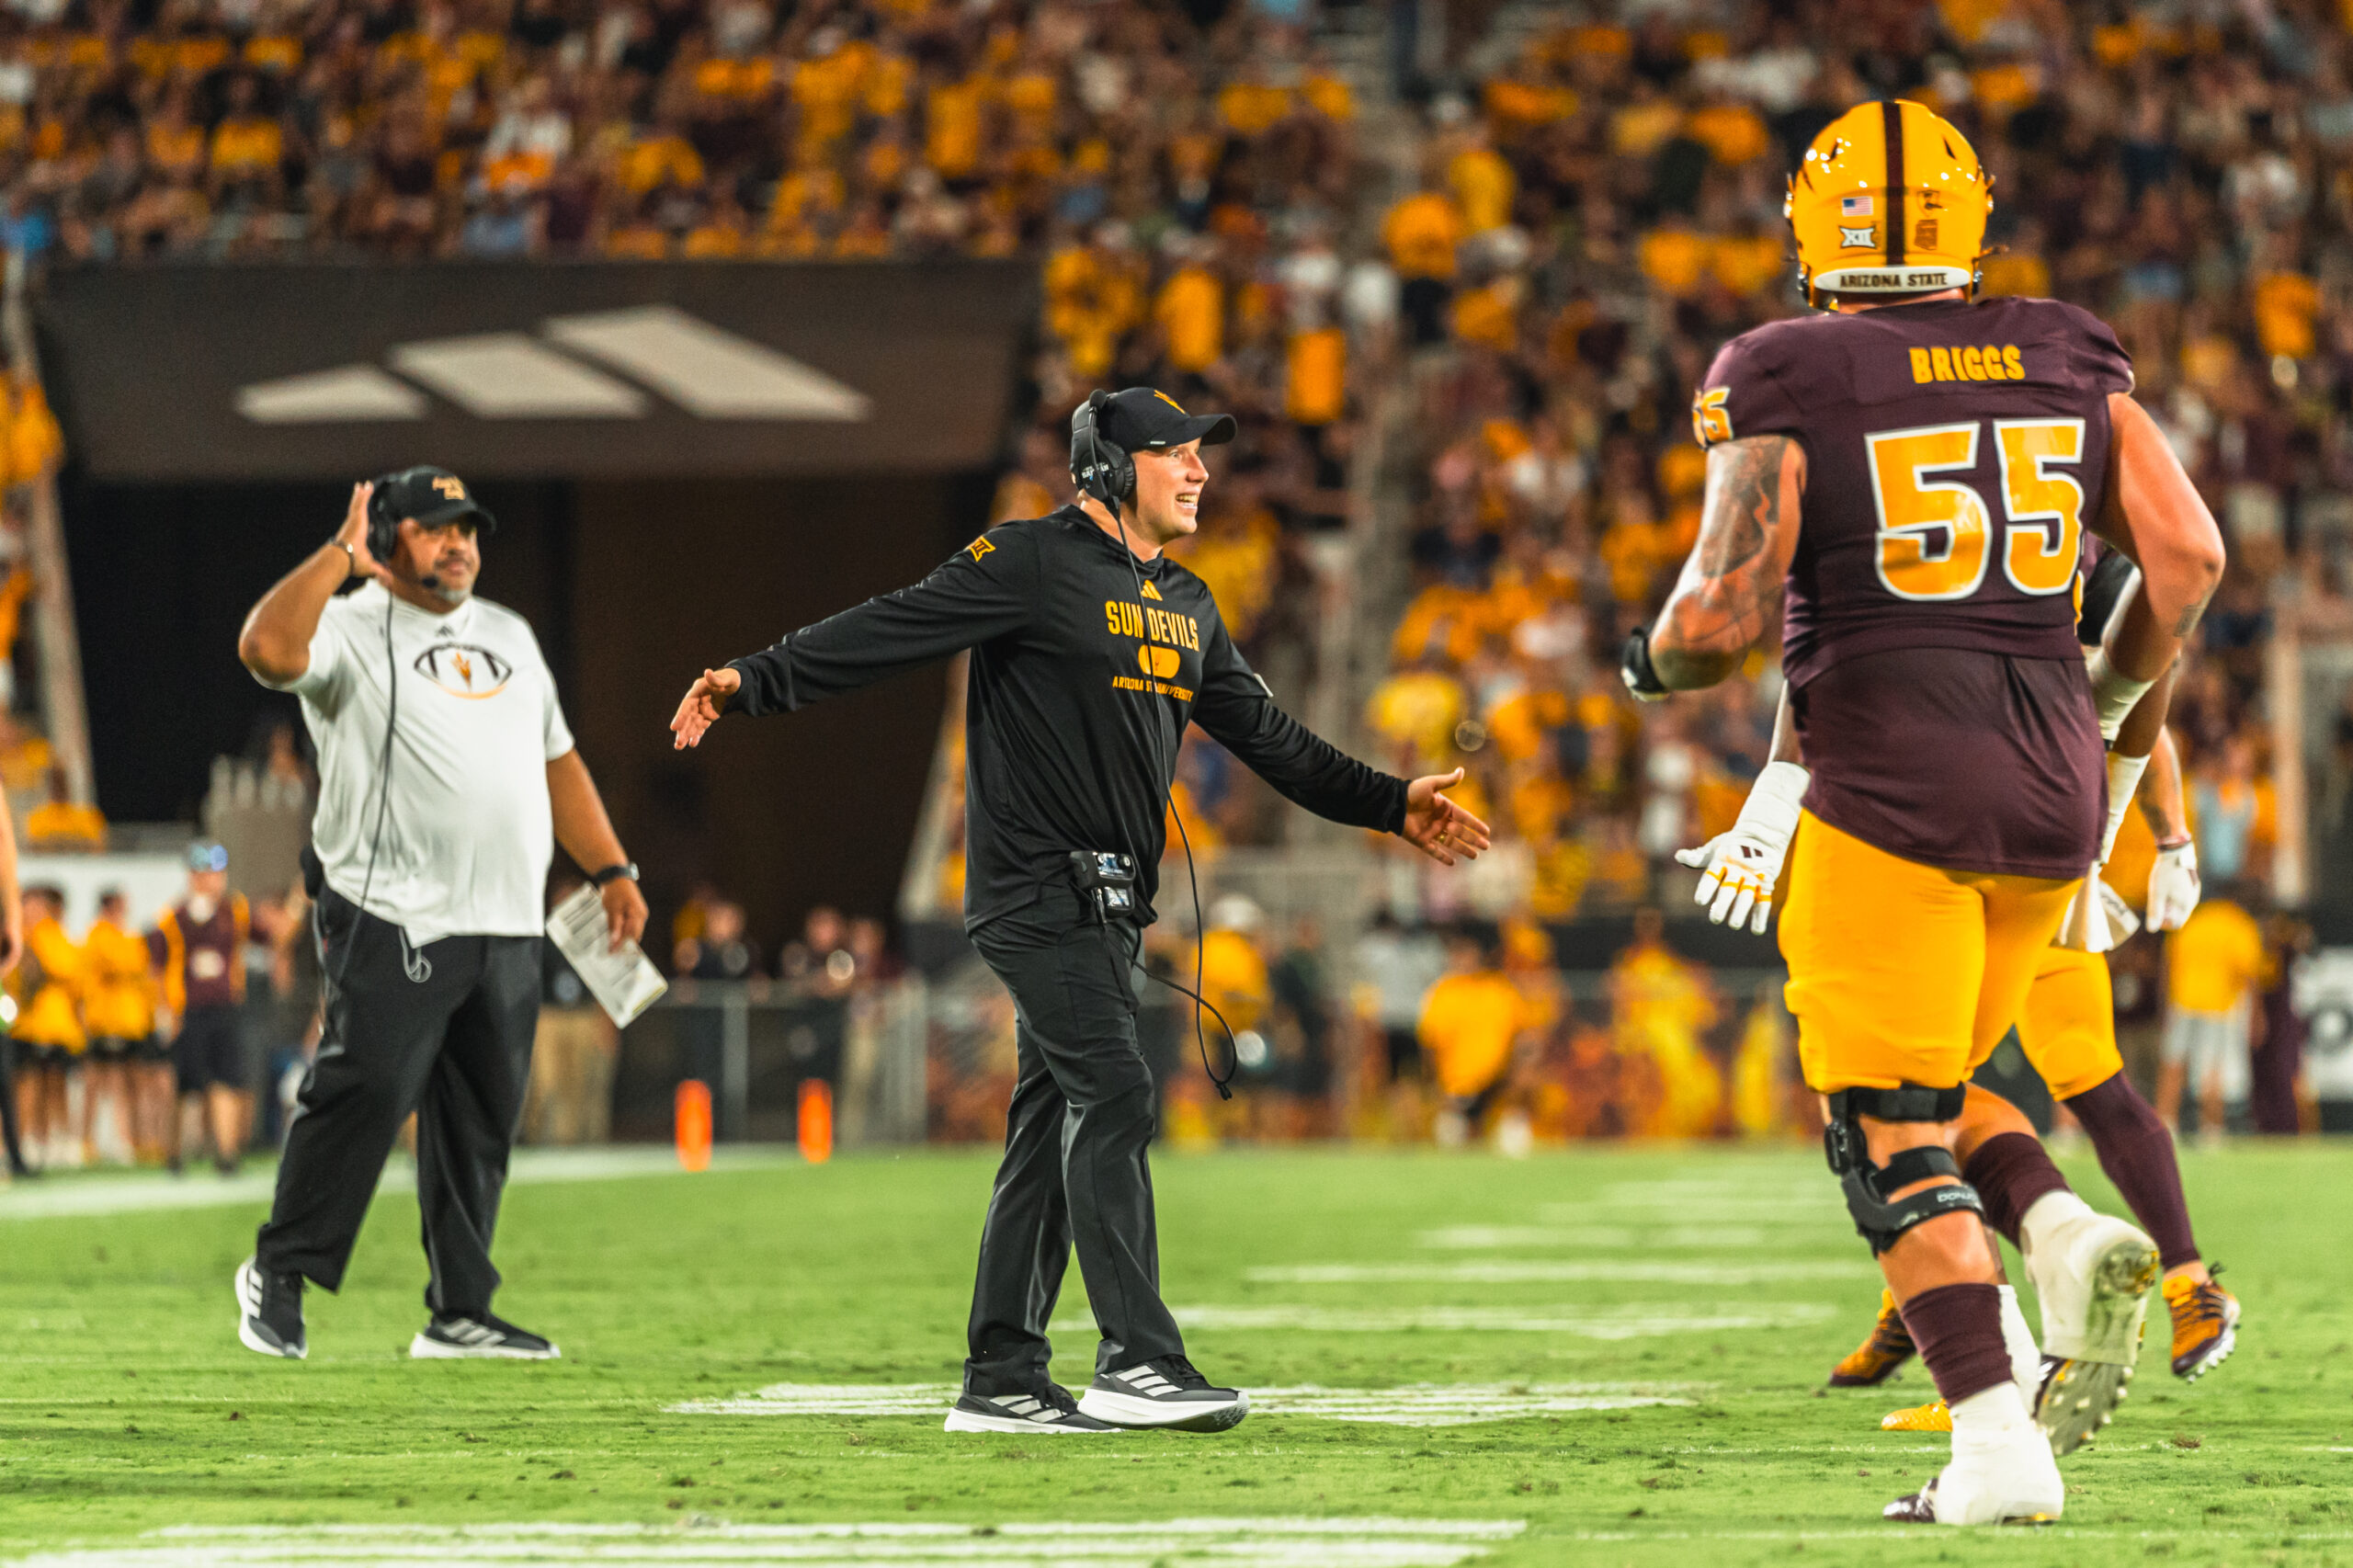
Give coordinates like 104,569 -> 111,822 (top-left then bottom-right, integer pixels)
670,387 -> 1488,1436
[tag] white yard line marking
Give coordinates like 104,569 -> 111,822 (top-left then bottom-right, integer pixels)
670,1382 -> 1709,1426
1562,1529 -> 2353,1543
1593,1179 -> 1835,1203
0,1148 -> 796,1221
1149,1303 -> 1836,1336
1414,1225 -> 1782,1250
15,1519 -> 1527,1568
1246,1261 -> 1871,1285
671,1384 -> 956,1416
1540,1199 -> 1844,1221
1243,1385 -> 1697,1425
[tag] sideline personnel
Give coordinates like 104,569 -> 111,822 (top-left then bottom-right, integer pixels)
672,388 -> 1487,1436
233,468 -> 647,1360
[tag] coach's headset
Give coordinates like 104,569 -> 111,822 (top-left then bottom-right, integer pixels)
326,472 -> 492,990
1069,392 -> 1239,1099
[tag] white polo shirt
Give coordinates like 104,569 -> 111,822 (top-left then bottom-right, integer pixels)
266,581 -> 574,945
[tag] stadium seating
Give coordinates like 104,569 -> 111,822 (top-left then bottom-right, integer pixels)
5,0 -> 2329,1143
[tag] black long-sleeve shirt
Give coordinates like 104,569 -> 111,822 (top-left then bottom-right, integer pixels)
729,505 -> 1409,930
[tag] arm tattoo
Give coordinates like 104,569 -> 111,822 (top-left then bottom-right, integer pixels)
1652,436 -> 1800,688
2171,586 -> 2215,640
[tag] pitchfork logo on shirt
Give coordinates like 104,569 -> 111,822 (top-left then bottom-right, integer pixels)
413,643 -> 514,699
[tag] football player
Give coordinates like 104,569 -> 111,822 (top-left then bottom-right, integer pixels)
1623,100 -> 2225,1524
1688,552 -> 2240,1440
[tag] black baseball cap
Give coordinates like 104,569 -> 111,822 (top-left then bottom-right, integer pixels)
1096,387 -> 1237,453
376,466 -> 496,532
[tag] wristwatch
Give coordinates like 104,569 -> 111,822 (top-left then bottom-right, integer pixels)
589,862 -> 640,887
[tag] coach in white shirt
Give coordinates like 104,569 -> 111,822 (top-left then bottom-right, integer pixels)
232,467 -> 647,1361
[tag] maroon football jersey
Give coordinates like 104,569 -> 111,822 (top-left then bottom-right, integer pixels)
1695,295 -> 2133,877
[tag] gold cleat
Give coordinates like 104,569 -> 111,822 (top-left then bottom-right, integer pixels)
1881,1398 -> 1951,1432
1832,1288 -> 1915,1387
2164,1268 -> 2241,1382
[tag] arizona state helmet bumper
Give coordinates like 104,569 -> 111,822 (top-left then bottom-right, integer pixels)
1805,263 -> 1977,296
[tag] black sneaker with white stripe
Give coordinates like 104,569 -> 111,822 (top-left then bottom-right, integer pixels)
943,1382 -> 1123,1435
1077,1355 -> 1249,1432
234,1256 -> 306,1359
409,1311 -> 561,1359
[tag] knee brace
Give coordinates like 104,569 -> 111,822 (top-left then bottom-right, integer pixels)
1823,1085 -> 1986,1256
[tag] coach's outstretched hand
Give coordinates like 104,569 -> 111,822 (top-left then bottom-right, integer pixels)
1401,768 -> 1492,868
670,665 -> 743,749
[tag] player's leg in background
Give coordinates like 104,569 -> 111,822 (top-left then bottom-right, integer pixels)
2023,946 -> 2238,1370
1383,1025 -> 1425,1142
1779,812 -> 2059,1524
205,1084 -> 249,1176
2206,1000 -> 2254,1137
1961,882 -> 2161,1450
83,1040 -> 131,1165
166,1023 -> 205,1174
46,1053 -> 79,1167
16,1048 -> 50,1167
2155,1007 -> 2193,1129
2020,949 -> 2207,1278
131,1040 -> 174,1164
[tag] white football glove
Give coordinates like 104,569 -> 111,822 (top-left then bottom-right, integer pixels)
2145,838 -> 2201,932
1674,760 -> 1809,936
2054,874 -> 2140,953
2101,749 -> 2150,864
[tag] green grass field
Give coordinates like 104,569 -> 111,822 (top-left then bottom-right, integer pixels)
1,1140 -> 2348,1566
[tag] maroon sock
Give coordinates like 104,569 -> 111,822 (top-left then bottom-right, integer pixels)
2065,1073 -> 2200,1270
1897,1281 -> 2014,1406
1961,1131 -> 2072,1247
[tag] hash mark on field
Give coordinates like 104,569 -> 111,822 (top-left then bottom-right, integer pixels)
16,1518 -> 1528,1566
668,1381 -> 1707,1426
1246,1261 -> 1872,1285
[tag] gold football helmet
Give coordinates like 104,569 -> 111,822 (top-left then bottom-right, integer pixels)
1786,99 -> 1992,307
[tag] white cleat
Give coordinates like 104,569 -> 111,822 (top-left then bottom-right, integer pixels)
2020,1199 -> 2159,1454
2026,1210 -> 2160,1365
1883,1419 -> 2063,1526
2023,1200 -> 2159,1362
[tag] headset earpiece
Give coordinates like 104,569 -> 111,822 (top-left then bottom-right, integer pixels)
1069,392 -> 1135,509
365,472 -> 402,564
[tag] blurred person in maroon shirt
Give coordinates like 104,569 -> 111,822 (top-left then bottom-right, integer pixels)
151,842 -> 253,1176
2251,911 -> 2312,1135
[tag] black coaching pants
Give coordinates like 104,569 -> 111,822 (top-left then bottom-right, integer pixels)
256,887 -> 541,1317
962,888 -> 1187,1395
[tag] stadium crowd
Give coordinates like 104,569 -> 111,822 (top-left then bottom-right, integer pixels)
0,0 -> 1366,261
5,0 -> 2350,1151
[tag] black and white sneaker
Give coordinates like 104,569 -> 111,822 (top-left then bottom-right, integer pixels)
409,1312 -> 561,1359
234,1256 -> 306,1360
943,1383 -> 1124,1435
1076,1355 -> 1249,1432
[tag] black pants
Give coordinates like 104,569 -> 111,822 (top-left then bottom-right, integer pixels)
962,889 -> 1185,1395
256,888 -> 541,1318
